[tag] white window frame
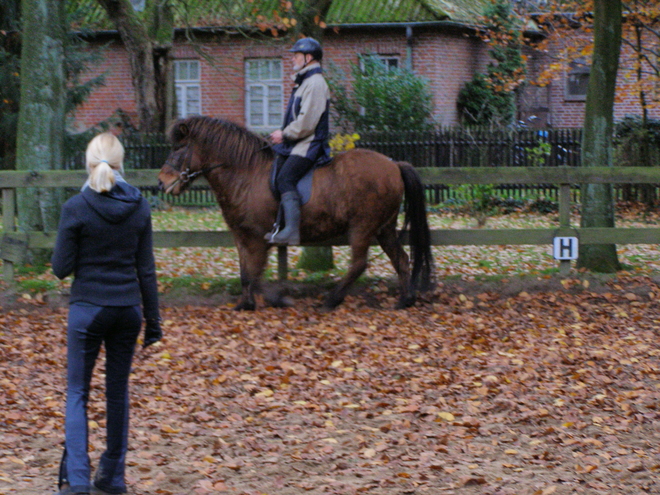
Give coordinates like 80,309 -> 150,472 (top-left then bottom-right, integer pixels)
174,59 -> 201,118
245,58 -> 283,132
359,54 -> 400,73
378,55 -> 400,71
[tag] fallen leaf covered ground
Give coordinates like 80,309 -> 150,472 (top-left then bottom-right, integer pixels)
2,275 -> 660,495
2,206 -> 660,494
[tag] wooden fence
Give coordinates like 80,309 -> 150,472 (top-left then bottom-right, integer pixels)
359,128 -> 585,203
64,129 -> 590,205
60,128 -> 660,205
3,166 -> 660,284
358,128 -> 583,168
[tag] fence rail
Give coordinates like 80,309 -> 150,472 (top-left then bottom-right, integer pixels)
357,128 -> 583,168
63,128 -> 660,204
3,167 -> 660,283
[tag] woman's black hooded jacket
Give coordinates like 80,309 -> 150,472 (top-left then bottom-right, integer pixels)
51,181 -> 159,321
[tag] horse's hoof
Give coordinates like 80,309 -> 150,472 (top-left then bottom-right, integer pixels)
233,300 -> 256,311
270,295 -> 295,308
322,294 -> 343,311
395,296 -> 416,309
263,287 -> 295,308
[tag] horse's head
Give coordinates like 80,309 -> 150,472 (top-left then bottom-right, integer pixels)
159,115 -> 274,197
158,122 -> 204,196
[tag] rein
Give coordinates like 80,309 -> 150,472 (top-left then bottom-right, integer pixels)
177,147 -> 223,187
174,141 -> 271,189
179,163 -> 223,183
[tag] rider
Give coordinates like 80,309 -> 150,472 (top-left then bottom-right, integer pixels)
266,37 -> 331,245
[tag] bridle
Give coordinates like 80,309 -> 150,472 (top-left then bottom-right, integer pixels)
173,145 -> 223,188
167,140 -> 272,191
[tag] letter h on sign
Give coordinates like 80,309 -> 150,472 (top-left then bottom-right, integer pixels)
553,236 -> 578,260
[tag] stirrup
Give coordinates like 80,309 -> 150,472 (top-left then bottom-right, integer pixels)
264,222 -> 281,243
269,227 -> 300,246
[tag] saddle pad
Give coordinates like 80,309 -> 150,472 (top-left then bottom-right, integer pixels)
296,169 -> 314,205
269,155 -> 331,205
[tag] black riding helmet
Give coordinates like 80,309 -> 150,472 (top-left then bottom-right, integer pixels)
288,37 -> 323,61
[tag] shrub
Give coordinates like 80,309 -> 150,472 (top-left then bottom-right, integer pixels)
327,55 -> 435,132
614,116 -> 660,167
456,0 -> 526,126
449,184 -> 499,227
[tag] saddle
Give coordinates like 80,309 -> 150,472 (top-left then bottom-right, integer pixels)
269,155 -> 332,205
267,155 -> 332,237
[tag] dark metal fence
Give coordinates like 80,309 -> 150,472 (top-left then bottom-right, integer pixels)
358,128 -> 582,168
60,127 -> 659,206
64,133 -> 215,206
357,128 -> 583,202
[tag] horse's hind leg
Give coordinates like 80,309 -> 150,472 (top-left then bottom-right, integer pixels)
376,224 -> 415,309
324,238 -> 370,310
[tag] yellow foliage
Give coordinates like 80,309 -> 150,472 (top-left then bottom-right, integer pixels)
329,133 -> 360,156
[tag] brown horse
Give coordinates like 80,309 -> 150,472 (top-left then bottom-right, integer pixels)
158,116 -> 433,310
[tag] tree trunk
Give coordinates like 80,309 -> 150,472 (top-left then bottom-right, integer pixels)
297,246 -> 334,272
150,0 -> 176,129
97,0 -> 173,132
15,0 -> 66,259
577,0 -> 622,273
0,0 -> 21,170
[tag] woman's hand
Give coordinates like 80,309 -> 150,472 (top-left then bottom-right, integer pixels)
143,318 -> 162,348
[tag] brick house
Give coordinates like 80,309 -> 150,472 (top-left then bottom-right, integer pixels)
70,0 -> 660,134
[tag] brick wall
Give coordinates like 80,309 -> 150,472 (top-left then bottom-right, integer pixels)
527,33 -> 660,128
70,40 -> 136,131
413,31 -> 489,126
70,26 -> 660,133
70,27 -> 490,132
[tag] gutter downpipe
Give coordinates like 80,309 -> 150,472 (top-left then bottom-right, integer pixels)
406,25 -> 413,71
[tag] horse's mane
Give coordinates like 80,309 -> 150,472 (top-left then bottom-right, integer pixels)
169,116 -> 274,171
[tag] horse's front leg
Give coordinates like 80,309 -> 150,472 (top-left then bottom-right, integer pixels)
234,237 -> 269,311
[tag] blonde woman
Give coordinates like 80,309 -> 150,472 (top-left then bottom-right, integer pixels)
52,132 -> 161,495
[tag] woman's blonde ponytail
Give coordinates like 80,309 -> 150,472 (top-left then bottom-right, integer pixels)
85,133 -> 125,193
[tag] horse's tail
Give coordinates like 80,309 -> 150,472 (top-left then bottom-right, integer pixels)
397,161 -> 434,293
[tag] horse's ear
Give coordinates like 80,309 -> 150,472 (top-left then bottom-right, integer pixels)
178,123 -> 189,137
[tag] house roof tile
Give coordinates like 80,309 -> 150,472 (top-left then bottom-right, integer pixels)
68,0 -> 489,31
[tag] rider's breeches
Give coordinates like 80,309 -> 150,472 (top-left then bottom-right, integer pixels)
275,154 -> 314,194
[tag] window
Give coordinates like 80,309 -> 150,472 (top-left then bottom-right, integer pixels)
357,54 -> 401,116
566,59 -> 589,100
378,56 -> 399,71
130,0 -> 145,11
359,54 -> 400,73
245,59 -> 283,131
174,60 -> 201,118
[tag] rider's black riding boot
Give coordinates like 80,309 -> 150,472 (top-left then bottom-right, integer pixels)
268,191 -> 301,245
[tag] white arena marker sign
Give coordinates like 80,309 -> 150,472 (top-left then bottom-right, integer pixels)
553,236 -> 578,260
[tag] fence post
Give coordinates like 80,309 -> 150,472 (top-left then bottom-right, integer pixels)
278,246 -> 288,281
558,183 -> 572,276
2,188 -> 16,284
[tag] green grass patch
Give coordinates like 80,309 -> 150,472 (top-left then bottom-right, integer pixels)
159,275 -> 241,296
17,279 -> 58,293
300,271 -> 336,285
16,263 -> 51,276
